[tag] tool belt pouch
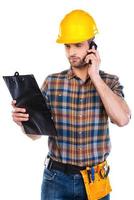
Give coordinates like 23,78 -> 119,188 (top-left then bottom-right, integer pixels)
80,163 -> 112,200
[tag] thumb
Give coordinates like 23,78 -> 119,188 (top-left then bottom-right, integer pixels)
11,100 -> 16,108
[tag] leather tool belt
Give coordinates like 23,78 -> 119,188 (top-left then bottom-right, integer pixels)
45,156 -> 85,174
45,156 -> 112,200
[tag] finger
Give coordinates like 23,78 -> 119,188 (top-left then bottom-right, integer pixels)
85,54 -> 97,64
12,112 -> 29,118
13,117 -> 29,122
87,49 -> 100,58
86,50 -> 97,60
86,50 -> 101,64
87,49 -> 99,58
87,49 -> 97,54
12,107 -> 26,113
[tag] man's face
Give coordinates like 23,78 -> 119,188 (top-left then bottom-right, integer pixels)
64,40 -> 89,68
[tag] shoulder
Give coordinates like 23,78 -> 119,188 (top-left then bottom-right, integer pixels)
41,69 -> 69,91
99,70 -> 119,81
99,70 -> 120,86
46,69 -> 69,82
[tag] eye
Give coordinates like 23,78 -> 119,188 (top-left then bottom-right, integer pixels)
64,44 -> 70,49
75,43 -> 83,48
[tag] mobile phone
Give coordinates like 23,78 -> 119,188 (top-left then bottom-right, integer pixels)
82,40 -> 97,66
86,40 -> 97,64
89,40 -> 97,50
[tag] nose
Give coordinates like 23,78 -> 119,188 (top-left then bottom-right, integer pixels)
69,46 -> 77,57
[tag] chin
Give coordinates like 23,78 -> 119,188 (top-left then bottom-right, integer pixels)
72,63 -> 87,68
70,60 -> 87,68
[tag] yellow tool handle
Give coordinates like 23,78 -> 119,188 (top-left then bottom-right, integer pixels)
80,169 -> 93,200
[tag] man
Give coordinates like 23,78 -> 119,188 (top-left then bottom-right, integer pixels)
12,9 -> 131,200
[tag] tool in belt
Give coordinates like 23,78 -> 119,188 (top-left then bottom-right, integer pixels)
45,156 -> 112,200
80,161 -> 112,200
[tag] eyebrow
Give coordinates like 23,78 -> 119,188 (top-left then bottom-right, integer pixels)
64,43 -> 83,46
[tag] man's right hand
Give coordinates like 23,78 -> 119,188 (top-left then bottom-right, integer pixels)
11,100 -> 29,126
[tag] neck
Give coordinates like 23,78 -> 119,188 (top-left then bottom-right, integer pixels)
72,65 -> 89,81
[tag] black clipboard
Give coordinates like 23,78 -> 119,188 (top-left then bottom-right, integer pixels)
3,72 -> 57,136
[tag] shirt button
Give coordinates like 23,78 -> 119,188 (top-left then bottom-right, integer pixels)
79,161 -> 83,165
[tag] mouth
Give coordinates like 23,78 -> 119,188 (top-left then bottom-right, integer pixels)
69,57 -> 79,63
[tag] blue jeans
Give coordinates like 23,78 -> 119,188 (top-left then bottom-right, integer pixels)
41,167 -> 110,200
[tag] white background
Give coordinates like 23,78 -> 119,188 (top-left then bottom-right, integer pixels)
0,0 -> 134,199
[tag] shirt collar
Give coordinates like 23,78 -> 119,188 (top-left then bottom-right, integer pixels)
67,68 -> 76,80
67,67 -> 90,82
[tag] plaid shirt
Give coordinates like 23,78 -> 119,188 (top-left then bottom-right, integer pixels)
42,68 -> 124,167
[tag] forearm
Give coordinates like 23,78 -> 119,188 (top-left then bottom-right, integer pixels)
91,74 -> 131,126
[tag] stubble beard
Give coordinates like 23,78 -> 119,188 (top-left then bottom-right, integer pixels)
69,56 -> 87,69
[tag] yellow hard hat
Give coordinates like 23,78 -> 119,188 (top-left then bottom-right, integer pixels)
56,9 -> 98,44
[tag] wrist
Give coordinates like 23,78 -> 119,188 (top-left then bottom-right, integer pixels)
90,72 -> 101,82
